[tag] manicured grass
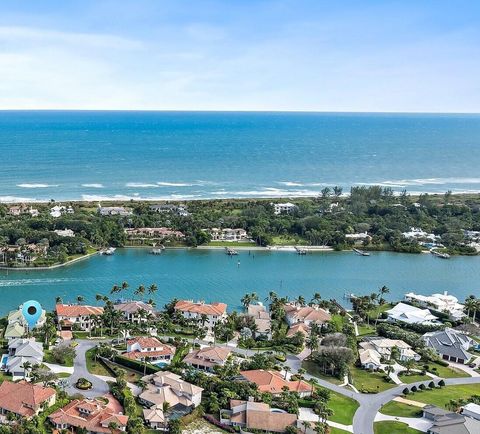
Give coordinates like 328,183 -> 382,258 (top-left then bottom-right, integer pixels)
328,428 -> 351,434
207,241 -> 256,247
85,348 -> 111,376
0,372 -> 12,383
327,390 -> 360,425
302,360 -> 343,385
423,361 -> 469,378
398,373 -> 431,384
380,400 -> 423,418
330,314 -> 348,332
271,235 -> 307,245
350,367 -> 395,393
374,421 -> 423,434
407,384 -> 480,408
43,349 -> 74,367
357,324 -> 376,336
57,373 -> 72,378
367,303 -> 393,322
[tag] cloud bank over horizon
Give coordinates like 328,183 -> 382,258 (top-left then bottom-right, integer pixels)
0,0 -> 479,112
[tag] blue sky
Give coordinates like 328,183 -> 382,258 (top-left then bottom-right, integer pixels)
0,0 -> 479,112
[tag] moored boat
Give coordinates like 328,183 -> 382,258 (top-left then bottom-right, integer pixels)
353,248 -> 370,256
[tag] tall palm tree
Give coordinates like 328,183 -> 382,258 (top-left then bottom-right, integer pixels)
135,285 -> 146,300
148,283 -> 158,296
21,361 -> 32,380
55,296 -> 62,304
77,295 -> 84,305
121,281 -> 129,292
95,294 -> 104,305
110,284 -> 120,295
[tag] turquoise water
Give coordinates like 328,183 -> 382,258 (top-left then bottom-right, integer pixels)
1,111 -> 480,201
0,249 -> 477,315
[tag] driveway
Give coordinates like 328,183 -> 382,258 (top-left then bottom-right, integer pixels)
65,339 -> 110,398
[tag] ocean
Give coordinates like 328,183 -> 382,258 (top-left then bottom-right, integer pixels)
1,111 -> 480,202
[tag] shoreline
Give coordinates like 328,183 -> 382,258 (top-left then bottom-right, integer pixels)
0,251 -> 99,271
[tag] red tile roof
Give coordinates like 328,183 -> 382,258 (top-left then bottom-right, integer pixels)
0,380 -> 56,417
127,337 -> 163,349
174,300 -> 227,316
56,304 -> 104,317
240,370 -> 312,395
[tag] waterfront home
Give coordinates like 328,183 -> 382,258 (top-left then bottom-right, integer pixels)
358,337 -> 420,370
55,303 -> 104,332
462,403 -> 480,421
286,322 -> 310,338
239,370 -> 312,397
139,371 -> 203,428
149,204 -> 190,217
0,380 -> 56,422
4,305 -> 46,340
97,205 -> 132,216
174,300 -> 228,330
386,302 -> 439,326
183,346 -> 231,372
207,227 -> 249,242
272,202 -> 298,215
8,205 -> 39,217
220,399 -> 297,433
49,396 -> 128,433
284,303 -> 331,327
247,304 -> 272,339
124,227 -> 185,240
423,404 -> 480,434
6,338 -> 44,381
345,231 -> 372,242
404,291 -> 466,321
423,328 -> 473,364
402,227 -> 439,242
114,300 -> 155,323
50,205 -> 73,218
124,337 -> 175,363
54,228 -> 75,237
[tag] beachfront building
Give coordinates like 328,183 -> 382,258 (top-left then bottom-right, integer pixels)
402,227 -> 439,242
49,397 -> 129,433
124,337 -> 175,364
386,302 -> 439,326
0,381 -> 56,422
174,300 -> 228,330
358,337 -> 420,371
220,399 -> 298,433
207,228 -> 249,242
0,243 -> 48,265
239,370 -> 312,397
4,305 -> 46,340
114,300 -> 155,324
284,303 -> 331,327
55,303 -> 104,332
6,338 -> 44,381
8,205 -> 39,217
124,227 -> 185,241
423,328 -> 473,364
247,304 -> 272,339
183,346 -> 232,372
272,202 -> 298,215
97,205 -> 132,216
139,371 -> 203,429
404,291 -> 466,321
50,205 -> 74,218
149,204 -> 190,217
54,229 -> 75,237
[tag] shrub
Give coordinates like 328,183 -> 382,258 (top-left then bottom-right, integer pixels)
437,360 -> 449,367
403,388 -> 410,395
438,380 -> 445,387
428,381 -> 435,389
411,385 -> 418,393
203,415 -> 235,433
419,384 -> 426,390
75,378 -> 92,390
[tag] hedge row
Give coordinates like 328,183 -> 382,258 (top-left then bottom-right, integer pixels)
113,355 -> 161,374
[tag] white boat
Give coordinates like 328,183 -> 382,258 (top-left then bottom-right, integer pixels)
353,248 -> 370,256
100,247 -> 116,255
430,249 -> 450,259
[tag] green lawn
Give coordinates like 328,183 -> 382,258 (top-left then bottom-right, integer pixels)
271,235 -> 307,245
330,314 -> 348,332
350,367 -> 395,393
327,389 -> 360,425
43,349 -> 74,367
423,361 -> 469,378
374,421 -> 423,434
398,373 -> 431,384
0,372 -> 12,383
407,384 -> 480,408
302,360 -> 343,385
366,303 -> 393,322
85,348 -> 112,376
380,400 -> 423,418
357,324 -> 376,336
328,428 -> 351,434
207,241 -> 256,247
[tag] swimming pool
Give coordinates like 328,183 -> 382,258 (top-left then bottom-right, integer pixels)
0,354 -> 8,370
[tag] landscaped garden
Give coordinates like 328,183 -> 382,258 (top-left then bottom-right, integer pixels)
374,421 -> 422,434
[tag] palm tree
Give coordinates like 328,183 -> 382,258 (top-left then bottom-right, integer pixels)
301,421 -> 311,433
404,359 -> 415,374
21,361 -> 32,380
77,295 -> 84,305
148,283 -> 158,296
134,285 -> 146,300
296,295 -> 306,306
311,292 -> 322,305
136,379 -> 147,391
55,296 -> 62,304
96,294 -> 104,305
283,365 -> 291,380
464,296 -> 477,320
333,186 -> 343,197
121,281 -> 129,292
110,284 -> 120,295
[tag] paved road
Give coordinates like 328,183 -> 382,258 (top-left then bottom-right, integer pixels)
65,339 -> 110,398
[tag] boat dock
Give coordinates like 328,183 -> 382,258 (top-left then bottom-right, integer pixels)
430,249 -> 450,259
295,246 -> 307,255
225,247 -> 238,256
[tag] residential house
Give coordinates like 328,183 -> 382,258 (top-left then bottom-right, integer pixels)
56,304 -> 104,332
8,205 -> 38,217
402,227 -> 439,242
6,338 -> 44,381
423,404 -> 480,434
345,232 -> 372,242
386,302 -> 439,326
247,304 -> 272,339
221,399 -> 297,433
284,303 -> 331,327
125,227 -> 185,240
49,396 -> 129,433
139,371 -> 203,430
174,300 -> 227,330
0,381 -> 56,422
207,228 -> 249,241
404,291 -> 466,321
114,301 -> 155,323
54,229 -> 75,237
183,346 -> 231,372
358,337 -> 420,371
239,370 -> 312,397
123,337 -> 175,363
286,322 -> 311,338
423,328 -> 473,364
462,403 -> 480,421
50,205 -> 74,218
98,206 -> 132,216
4,305 -> 46,340
149,204 -> 190,217
272,202 -> 298,215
